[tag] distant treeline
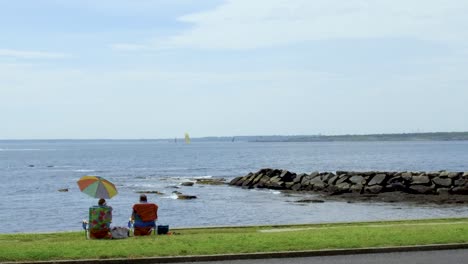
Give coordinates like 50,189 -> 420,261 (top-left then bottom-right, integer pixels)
246,132 -> 468,142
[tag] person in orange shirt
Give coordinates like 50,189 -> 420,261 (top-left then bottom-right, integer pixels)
130,194 -> 158,236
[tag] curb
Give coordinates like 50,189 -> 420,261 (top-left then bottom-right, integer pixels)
5,243 -> 468,264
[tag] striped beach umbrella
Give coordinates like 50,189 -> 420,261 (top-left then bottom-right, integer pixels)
77,175 -> 118,199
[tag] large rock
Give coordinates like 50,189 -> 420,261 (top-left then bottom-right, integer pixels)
402,172 -> 413,181
368,174 -> 387,186
336,182 -> 351,190
437,188 -> 450,196
409,185 -> 434,194
454,179 -> 468,186
335,175 -> 350,185
293,173 -> 307,184
411,175 -> 430,185
349,176 -> 366,185
365,185 -> 383,194
448,172 -> 462,178
350,184 -> 364,193
310,171 -> 320,178
327,174 -> 339,185
280,170 -> 295,182
452,186 -> 468,194
301,175 -> 312,185
432,177 -> 452,187
229,176 -> 244,185
177,194 -> 197,199
291,183 -> 302,191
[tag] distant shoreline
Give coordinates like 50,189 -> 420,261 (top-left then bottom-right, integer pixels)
1,132 -> 468,142
250,132 -> 468,142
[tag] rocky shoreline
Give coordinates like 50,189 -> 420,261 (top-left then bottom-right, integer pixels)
230,168 -> 468,204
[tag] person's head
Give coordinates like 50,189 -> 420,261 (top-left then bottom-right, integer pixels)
98,198 -> 106,206
139,194 -> 147,202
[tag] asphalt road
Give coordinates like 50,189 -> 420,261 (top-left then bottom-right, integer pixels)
177,249 -> 468,264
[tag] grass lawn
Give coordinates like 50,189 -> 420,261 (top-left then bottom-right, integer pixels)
1,218 -> 468,262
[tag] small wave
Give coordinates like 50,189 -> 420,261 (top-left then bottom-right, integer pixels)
192,175 -> 213,179
0,148 -> 42,151
73,169 -> 95,172
160,193 -> 179,200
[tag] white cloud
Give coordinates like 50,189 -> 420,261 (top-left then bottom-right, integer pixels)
161,0 -> 468,49
0,49 -> 70,59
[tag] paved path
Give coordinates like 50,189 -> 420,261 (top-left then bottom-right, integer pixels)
176,249 -> 468,264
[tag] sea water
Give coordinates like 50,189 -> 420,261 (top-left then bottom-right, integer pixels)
1,140 -> 468,234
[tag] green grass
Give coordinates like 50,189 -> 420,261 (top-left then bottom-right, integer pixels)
2,218 -> 468,262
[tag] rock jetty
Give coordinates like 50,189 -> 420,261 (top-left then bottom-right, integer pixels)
229,168 -> 468,195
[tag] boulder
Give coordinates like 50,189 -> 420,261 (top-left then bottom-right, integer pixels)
439,171 -> 450,177
402,172 -> 412,181
349,176 -> 366,185
58,188 -> 69,192
386,182 -> 406,191
335,175 -> 350,185
350,184 -> 364,193
409,185 -> 434,194
427,171 -> 441,177
365,185 -> 383,194
411,175 -> 430,185
301,175 -> 312,185
451,186 -> 468,194
181,182 -> 194,186
323,173 -> 336,183
327,174 -> 339,185
432,177 -> 452,187
448,172 -> 462,178
437,188 -> 450,196
336,182 -> 351,191
310,171 -> 320,178
196,178 -> 226,185
293,173 -> 307,184
177,195 -> 197,199
280,170 -> 295,182
455,179 -> 468,186
291,183 -> 302,191
368,174 -> 387,186
312,182 -> 327,191
229,176 -> 243,185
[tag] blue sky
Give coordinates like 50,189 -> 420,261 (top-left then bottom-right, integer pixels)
1,0 -> 468,139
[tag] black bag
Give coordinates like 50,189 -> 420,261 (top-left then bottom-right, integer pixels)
157,225 -> 169,235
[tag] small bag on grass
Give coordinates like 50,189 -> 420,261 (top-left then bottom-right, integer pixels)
111,226 -> 129,239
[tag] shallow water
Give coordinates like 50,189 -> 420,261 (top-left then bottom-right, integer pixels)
1,140 -> 468,233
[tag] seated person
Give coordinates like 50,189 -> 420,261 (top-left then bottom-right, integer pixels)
131,194 -> 158,236
88,198 -> 112,239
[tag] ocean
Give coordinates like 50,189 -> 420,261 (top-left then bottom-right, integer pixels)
1,140 -> 468,234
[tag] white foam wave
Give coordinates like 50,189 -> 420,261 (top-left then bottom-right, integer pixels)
192,175 -> 213,179
73,169 -> 95,172
0,148 -> 42,151
161,193 -> 179,200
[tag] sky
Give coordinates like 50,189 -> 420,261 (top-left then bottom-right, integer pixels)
1,0 -> 468,139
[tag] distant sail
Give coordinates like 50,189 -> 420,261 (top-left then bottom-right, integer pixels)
184,133 -> 191,144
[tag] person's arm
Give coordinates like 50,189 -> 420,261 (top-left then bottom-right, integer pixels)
130,205 -> 136,221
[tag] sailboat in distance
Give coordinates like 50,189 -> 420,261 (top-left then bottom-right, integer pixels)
184,132 -> 191,144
